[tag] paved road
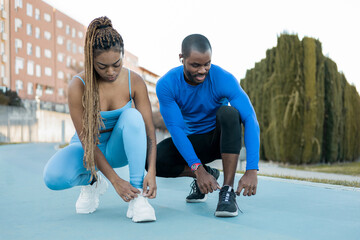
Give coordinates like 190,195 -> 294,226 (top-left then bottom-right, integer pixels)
1,143 -> 360,240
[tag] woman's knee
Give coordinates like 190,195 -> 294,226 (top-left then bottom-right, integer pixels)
119,108 -> 145,132
43,167 -> 66,190
43,144 -> 84,190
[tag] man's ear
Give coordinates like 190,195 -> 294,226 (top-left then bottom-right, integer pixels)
179,54 -> 184,63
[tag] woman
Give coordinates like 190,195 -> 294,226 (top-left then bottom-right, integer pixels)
43,16 -> 156,223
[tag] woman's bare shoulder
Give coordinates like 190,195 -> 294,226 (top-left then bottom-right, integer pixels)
129,69 -> 146,87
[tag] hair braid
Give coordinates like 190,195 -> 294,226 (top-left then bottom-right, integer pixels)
82,16 -> 124,181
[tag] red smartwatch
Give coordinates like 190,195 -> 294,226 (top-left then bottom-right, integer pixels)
191,163 -> 202,172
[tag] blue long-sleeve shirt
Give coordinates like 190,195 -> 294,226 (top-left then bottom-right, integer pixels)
156,64 -> 260,170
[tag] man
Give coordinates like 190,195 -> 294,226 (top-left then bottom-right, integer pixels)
155,34 -> 260,217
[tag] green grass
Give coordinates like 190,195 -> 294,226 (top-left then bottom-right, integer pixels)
236,170 -> 360,188
0,142 -> 23,145
58,143 -> 69,148
258,173 -> 360,188
286,161 -> 360,176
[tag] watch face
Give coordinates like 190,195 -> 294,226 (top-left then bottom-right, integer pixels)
191,164 -> 200,171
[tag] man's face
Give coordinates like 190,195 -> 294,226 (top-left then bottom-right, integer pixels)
182,49 -> 212,85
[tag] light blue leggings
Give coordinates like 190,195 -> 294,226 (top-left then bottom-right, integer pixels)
43,108 -> 146,190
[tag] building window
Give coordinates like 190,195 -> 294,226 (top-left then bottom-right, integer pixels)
44,13 -> 51,22
57,53 -> 64,62
15,39 -> 22,53
66,40 -> 71,51
27,82 -> 33,95
35,27 -> 40,39
44,67 -> 52,76
35,8 -> 40,20
65,25 -> 70,35
15,18 -> 22,32
0,20 -> 4,33
58,88 -> 64,96
72,43 -> 77,54
15,58 -> 24,74
26,3 -> 32,17
44,49 -> 52,58
72,28 -> 76,38
26,24 -> 32,36
78,46 -> 83,54
66,56 -> 71,67
27,60 -> 34,76
79,61 -> 84,68
15,80 -> 23,92
0,42 -> 4,55
56,20 -> 63,28
15,0 -> 23,9
35,46 -> 41,58
57,36 -> 64,45
36,65 -> 41,77
36,84 -> 42,96
27,43 -> 32,55
1,65 -> 5,78
57,71 -> 64,79
78,31 -> 84,39
45,87 -> 53,95
44,31 -> 51,40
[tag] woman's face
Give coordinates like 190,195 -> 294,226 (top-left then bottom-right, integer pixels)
93,49 -> 123,82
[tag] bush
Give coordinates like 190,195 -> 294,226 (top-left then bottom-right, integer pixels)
0,89 -> 23,107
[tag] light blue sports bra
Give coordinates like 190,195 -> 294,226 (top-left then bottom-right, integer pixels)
73,69 -> 132,132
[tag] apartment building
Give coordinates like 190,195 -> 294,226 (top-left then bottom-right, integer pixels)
0,0 -> 10,92
1,0 -> 159,112
123,50 -> 159,112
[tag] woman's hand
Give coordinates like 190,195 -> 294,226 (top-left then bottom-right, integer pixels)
142,171 -> 157,199
112,178 -> 140,202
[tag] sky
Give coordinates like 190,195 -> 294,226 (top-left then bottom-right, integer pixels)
44,0 -> 360,92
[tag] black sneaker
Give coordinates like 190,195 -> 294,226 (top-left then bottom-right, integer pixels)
214,185 -> 241,217
186,166 -> 220,203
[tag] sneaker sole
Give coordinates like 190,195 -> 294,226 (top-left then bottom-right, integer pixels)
132,213 -> 156,223
214,210 -> 238,217
75,178 -> 108,214
76,203 -> 98,214
186,194 -> 208,203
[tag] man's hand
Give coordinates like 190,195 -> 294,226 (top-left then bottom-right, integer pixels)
236,169 -> 258,196
195,165 -> 220,194
142,171 -> 157,199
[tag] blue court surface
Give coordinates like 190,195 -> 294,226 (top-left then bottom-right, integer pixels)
1,143 -> 359,240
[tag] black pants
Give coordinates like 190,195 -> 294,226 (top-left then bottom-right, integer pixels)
155,106 -> 242,178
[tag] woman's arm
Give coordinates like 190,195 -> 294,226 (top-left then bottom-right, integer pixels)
132,72 -> 157,198
67,76 -> 140,202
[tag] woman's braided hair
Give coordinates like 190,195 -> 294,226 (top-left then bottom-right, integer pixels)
82,16 -> 124,181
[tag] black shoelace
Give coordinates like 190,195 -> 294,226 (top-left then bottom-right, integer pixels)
189,179 -> 202,195
219,188 -> 243,214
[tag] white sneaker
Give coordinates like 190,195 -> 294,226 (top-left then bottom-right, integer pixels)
126,190 -> 156,222
75,174 -> 108,214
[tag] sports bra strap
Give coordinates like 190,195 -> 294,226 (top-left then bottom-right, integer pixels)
73,70 -> 131,101
73,75 -> 85,85
128,69 -> 132,100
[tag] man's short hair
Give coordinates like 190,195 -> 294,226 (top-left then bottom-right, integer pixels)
181,34 -> 212,58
